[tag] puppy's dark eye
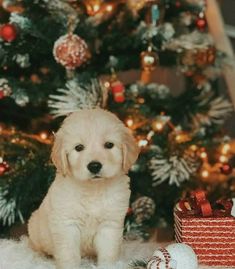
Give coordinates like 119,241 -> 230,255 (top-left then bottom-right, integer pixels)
104,142 -> 114,149
75,144 -> 84,152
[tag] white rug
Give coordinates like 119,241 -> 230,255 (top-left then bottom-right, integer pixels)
0,237 -> 233,269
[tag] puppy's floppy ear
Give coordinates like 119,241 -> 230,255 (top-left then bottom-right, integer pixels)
51,130 -> 69,176
122,127 -> 140,173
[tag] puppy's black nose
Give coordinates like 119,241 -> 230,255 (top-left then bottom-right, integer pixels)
87,161 -> 102,174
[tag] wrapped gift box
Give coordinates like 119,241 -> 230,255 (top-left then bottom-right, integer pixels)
174,191 -> 235,267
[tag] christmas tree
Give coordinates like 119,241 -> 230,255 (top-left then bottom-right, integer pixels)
0,0 -> 234,238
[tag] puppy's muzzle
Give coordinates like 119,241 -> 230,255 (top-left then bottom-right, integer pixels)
87,161 -> 102,174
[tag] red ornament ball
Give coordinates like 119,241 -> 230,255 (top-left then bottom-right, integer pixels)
0,23 -> 17,42
220,163 -> 233,175
53,34 -> 91,70
196,17 -> 207,30
0,161 -> 10,176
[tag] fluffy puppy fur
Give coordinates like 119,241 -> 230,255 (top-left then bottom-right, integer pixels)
28,109 -> 140,269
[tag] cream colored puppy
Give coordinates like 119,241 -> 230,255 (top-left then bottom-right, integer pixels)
28,109 -> 139,269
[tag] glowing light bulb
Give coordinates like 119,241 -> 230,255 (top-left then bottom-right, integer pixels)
199,11 -> 205,18
190,145 -> 198,151
126,119 -> 134,127
222,143 -> 231,155
93,4 -> 100,13
40,132 -> 48,140
219,155 -> 228,163
93,4 -> 100,12
155,122 -> 163,131
175,135 -> 182,142
200,152 -> 207,159
201,170 -> 209,178
106,4 -> 113,12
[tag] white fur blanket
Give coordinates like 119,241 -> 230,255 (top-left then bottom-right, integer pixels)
0,238 -> 232,269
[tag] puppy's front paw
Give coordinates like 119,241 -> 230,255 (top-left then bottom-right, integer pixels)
95,226 -> 122,266
52,222 -> 82,269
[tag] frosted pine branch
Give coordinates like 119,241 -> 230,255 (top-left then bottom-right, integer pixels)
192,89 -> 233,128
0,188 -> 16,226
163,31 -> 213,52
9,13 -> 31,30
48,79 -> 108,117
43,0 -> 78,30
149,151 -> 199,186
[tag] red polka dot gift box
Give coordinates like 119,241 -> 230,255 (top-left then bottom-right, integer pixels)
174,190 -> 235,267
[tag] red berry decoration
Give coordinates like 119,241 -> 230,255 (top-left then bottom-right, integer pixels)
0,23 -> 17,42
220,163 -> 233,175
196,17 -> 207,30
53,34 -> 91,70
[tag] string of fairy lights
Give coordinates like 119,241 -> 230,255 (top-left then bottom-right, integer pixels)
0,125 -> 52,176
124,112 -> 234,181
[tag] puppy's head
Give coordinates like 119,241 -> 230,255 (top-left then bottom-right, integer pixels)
51,109 -> 140,181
